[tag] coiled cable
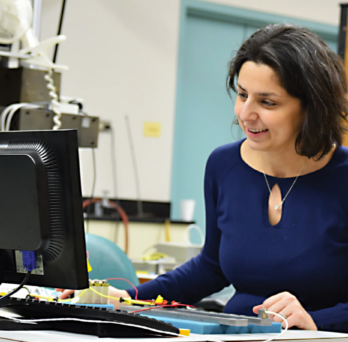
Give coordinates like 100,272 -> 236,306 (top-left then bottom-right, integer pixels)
44,68 -> 62,130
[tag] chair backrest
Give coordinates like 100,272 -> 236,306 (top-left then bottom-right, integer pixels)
85,233 -> 139,289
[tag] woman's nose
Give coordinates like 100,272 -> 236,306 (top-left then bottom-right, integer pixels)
238,99 -> 258,122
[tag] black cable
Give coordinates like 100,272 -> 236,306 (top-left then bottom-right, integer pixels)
0,272 -> 31,306
52,0 -> 67,64
110,127 -> 119,202
85,147 -> 97,232
124,116 -> 143,218
91,147 -> 97,197
110,127 -> 121,242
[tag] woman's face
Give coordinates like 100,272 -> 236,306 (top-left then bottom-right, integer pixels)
234,61 -> 304,154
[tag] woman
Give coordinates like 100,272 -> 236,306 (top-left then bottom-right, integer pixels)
61,23 -> 348,332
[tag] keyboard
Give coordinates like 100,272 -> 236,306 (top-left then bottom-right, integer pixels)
0,297 -> 180,338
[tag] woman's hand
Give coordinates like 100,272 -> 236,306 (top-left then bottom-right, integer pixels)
55,287 -> 130,310
253,291 -> 317,330
55,288 -> 75,299
108,287 -> 131,309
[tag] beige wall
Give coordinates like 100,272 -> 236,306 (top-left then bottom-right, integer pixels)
40,0 -> 341,203
86,220 -> 189,259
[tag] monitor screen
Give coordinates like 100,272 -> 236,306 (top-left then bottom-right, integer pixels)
0,129 -> 88,290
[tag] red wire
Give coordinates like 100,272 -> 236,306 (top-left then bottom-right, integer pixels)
101,277 -> 195,313
106,277 -> 139,300
104,277 -> 195,312
130,305 -> 162,313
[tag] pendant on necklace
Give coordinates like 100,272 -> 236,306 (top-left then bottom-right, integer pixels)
275,205 -> 280,210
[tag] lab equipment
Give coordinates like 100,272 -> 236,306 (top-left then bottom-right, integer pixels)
121,305 -> 273,326
0,0 -> 100,147
121,306 -> 282,335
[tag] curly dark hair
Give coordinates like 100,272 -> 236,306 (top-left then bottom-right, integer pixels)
227,23 -> 348,159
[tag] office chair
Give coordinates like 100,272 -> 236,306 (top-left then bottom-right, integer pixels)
85,233 -> 139,290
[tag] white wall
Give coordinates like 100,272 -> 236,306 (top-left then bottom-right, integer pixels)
40,0 -> 341,202
201,0 -> 341,26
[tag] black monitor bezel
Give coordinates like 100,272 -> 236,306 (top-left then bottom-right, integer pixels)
0,129 -> 88,290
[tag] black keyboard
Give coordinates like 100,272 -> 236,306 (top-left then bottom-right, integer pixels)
0,297 -> 180,338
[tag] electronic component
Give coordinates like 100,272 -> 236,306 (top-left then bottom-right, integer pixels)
0,297 -> 180,338
121,306 -> 273,326
73,279 -> 110,305
0,106 -> 100,148
20,251 -> 36,272
14,107 -> 100,148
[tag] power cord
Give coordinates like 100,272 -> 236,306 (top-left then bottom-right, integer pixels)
85,147 -> 97,233
110,126 -> 118,202
110,126 -> 121,244
124,115 -> 143,217
0,272 -> 31,306
0,103 -> 42,131
264,310 -> 289,342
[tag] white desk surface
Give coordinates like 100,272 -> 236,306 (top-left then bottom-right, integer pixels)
0,330 -> 347,342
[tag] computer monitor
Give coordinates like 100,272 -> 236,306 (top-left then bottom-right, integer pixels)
0,129 -> 88,290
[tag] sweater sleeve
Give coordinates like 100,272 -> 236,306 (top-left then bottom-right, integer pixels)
309,304 -> 348,332
126,151 -> 230,303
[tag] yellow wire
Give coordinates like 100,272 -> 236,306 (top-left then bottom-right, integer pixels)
89,287 -> 155,306
89,287 -> 120,301
28,288 -> 88,302
27,287 -> 155,307
29,294 -> 54,301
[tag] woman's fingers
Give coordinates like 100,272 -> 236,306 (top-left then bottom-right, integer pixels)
251,292 -> 317,330
252,304 -> 263,314
56,289 -> 74,299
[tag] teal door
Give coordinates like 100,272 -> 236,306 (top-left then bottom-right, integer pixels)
171,0 -> 338,241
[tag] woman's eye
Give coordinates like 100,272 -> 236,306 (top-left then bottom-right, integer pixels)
262,100 -> 276,106
238,92 -> 247,99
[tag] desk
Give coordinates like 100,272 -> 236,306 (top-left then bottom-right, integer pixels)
0,330 -> 347,342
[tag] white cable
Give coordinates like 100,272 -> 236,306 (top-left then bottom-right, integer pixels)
184,224 -> 205,247
263,310 -> 289,342
2,104 -> 26,131
0,103 -> 41,131
7,316 -> 189,338
5,106 -> 19,131
44,68 -> 61,130
0,106 -> 13,131
5,104 -> 41,131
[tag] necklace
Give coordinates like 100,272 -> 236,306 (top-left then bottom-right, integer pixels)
261,162 -> 305,210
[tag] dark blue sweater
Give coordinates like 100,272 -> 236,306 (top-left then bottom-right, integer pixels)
127,140 -> 348,332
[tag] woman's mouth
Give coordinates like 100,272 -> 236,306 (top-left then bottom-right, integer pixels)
247,128 -> 269,135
